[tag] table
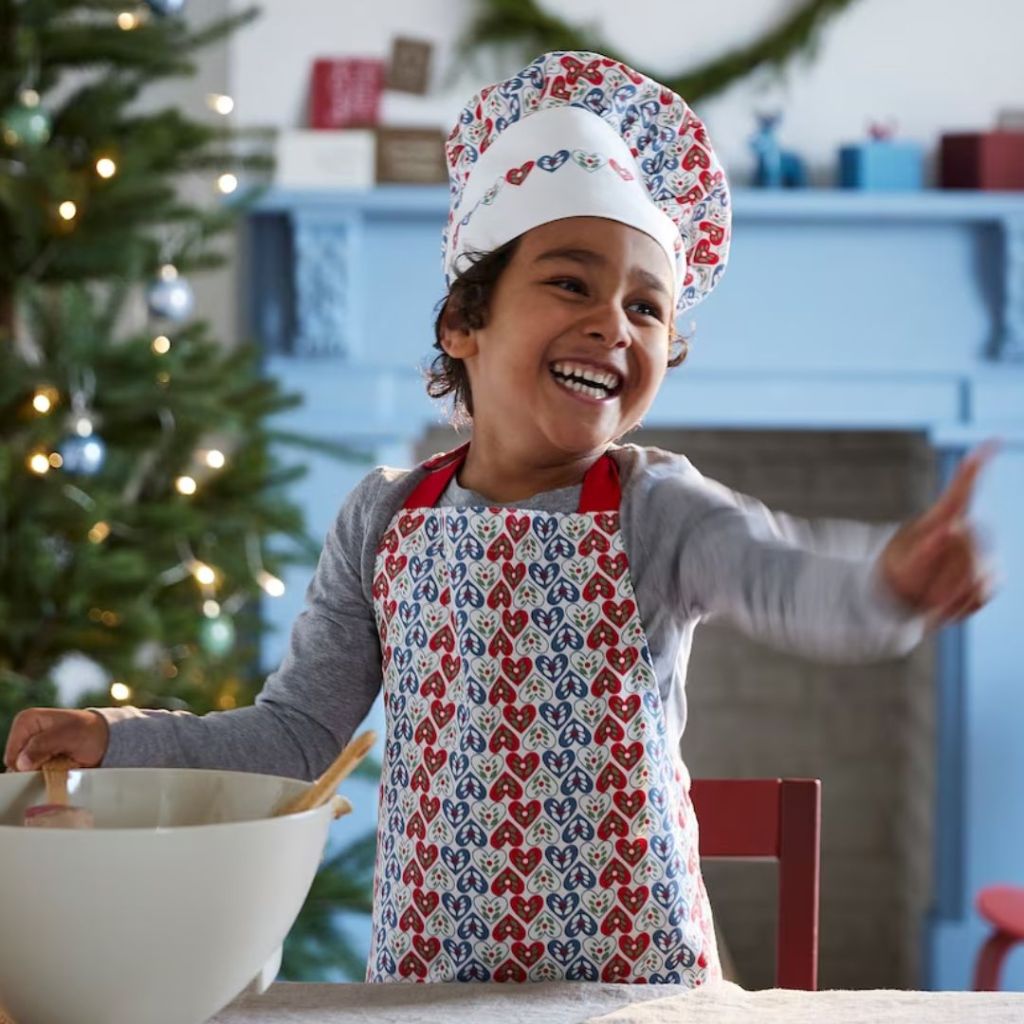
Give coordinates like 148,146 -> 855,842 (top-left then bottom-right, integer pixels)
214,980 -> 1024,1023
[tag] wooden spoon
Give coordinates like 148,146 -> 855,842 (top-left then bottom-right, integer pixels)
274,730 -> 376,817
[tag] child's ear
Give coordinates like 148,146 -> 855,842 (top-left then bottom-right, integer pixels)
439,303 -> 479,359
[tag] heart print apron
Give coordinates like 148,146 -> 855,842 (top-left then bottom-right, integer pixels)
367,444 -> 720,984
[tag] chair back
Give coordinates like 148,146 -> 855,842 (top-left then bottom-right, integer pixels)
690,778 -> 821,990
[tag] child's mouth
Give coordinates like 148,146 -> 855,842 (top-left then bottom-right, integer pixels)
549,361 -> 623,402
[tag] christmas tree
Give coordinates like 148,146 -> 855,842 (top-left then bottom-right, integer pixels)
0,0 -> 373,979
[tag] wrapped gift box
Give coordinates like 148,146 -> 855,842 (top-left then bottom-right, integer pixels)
839,140 -> 924,190
940,132 -> 1024,190
309,58 -> 384,130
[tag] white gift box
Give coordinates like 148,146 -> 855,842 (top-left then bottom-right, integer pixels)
274,129 -> 375,189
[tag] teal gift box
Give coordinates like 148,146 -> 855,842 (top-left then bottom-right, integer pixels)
839,140 -> 924,190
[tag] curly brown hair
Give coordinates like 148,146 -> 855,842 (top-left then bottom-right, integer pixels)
427,236 -> 690,426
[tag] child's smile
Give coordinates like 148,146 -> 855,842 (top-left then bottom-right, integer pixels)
442,217 -> 675,499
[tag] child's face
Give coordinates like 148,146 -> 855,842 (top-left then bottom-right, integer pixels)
444,217 -> 675,464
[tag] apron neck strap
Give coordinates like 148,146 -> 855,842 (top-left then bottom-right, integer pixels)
403,442 -> 622,512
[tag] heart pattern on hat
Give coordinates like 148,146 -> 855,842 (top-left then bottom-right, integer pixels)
368,499 -> 718,985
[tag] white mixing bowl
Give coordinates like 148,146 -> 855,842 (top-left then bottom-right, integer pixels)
0,766 -> 336,1024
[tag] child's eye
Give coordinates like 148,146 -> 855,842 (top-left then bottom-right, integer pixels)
629,300 -> 664,321
548,278 -> 585,294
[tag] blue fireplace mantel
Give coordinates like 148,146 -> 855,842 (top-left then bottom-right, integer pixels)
245,186 -> 1024,990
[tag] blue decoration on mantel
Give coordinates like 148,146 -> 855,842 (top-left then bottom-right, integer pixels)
246,185 -> 1024,993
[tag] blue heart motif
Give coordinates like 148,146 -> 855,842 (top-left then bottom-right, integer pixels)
441,847 -> 471,873
668,946 -> 697,970
466,678 -> 487,706
398,600 -> 420,625
460,625 -> 485,656
457,961 -> 490,982
532,516 -> 558,542
582,87 -> 609,116
389,694 -> 406,716
412,578 -> 439,602
565,863 -> 597,891
395,718 -> 412,741
543,795 -> 577,823
561,766 -> 593,795
529,563 -> 558,588
543,536 -> 574,559
393,648 -> 411,670
458,726 -> 485,754
537,149 -> 570,172
455,535 -> 483,560
539,701 -> 571,728
653,880 -> 679,908
537,653 -> 568,682
448,753 -> 469,777
406,623 -> 428,649
551,625 -> 583,652
558,720 -> 591,746
449,561 -> 467,585
381,900 -> 397,926
545,844 -> 579,871
565,910 -> 598,937
409,555 -> 433,581
531,606 -> 563,634
650,972 -> 681,984
555,672 -> 588,699
668,904 -> 686,927
612,83 -> 637,110
654,927 -> 682,952
442,893 -> 472,920
377,951 -> 397,975
458,914 -> 489,941
543,750 -> 574,777
456,868 -> 488,895
444,938 -> 472,965
566,957 -> 598,981
651,834 -> 673,861
445,514 -> 469,542
456,774 -> 486,801
546,892 -> 580,920
456,821 -> 487,848
548,938 -> 581,965
549,579 -> 580,605
425,516 -> 441,539
562,815 -> 594,842
455,582 -> 484,609
443,797 -> 470,826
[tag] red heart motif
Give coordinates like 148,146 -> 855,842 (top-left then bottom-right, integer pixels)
412,935 -> 440,962
398,512 -> 425,537
606,647 -> 637,674
598,553 -> 627,580
410,766 -> 430,792
423,747 -> 447,775
616,840 -> 648,868
612,741 -> 643,770
441,654 -> 460,682
597,810 -> 629,840
619,932 -> 650,960
587,621 -> 619,649
508,751 -> 539,781
595,512 -> 619,534
699,219 -> 725,245
494,914 -> 526,941
428,625 -> 455,652
502,656 -> 532,684
398,952 -> 426,979
440,586 -> 451,606
494,960 -> 527,982
549,75 -> 572,101
420,671 -> 446,698
487,581 -> 512,609
379,529 -> 399,554
372,573 -> 389,599
400,905 -> 423,932
385,554 -> 407,579
609,694 -> 641,723
691,238 -> 719,266
502,563 -> 526,590
583,573 -> 615,601
504,160 -> 534,186
492,867 -> 525,896
595,714 -> 625,744
602,599 -> 635,627
512,941 -> 545,967
491,820 -> 524,849
431,699 -> 456,727
509,799 -> 541,828
509,847 -> 541,876
402,860 -> 424,886
489,678 -> 516,705
682,144 -> 711,170
420,795 -> 440,823
384,599 -> 397,621
511,894 -> 543,923
597,762 -> 627,793
613,790 -> 646,818
677,184 -> 703,206
506,515 -> 530,541
601,954 -> 632,983
592,668 -> 622,698
489,724 -> 519,754
406,811 -> 426,839
414,717 -> 437,745
503,704 -> 536,732
502,607 -> 527,636
700,168 -> 724,192
488,630 -> 513,657
599,860 -> 631,888
579,529 -> 611,555
487,534 -> 514,560
416,841 -> 439,869
413,887 -> 439,916
601,903 -> 632,933
490,772 -> 523,801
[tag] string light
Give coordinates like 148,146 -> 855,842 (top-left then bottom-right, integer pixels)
152,335 -> 171,354
48,452 -> 63,468
216,173 -> 238,195
89,521 -> 111,544
74,416 -> 94,438
191,561 -> 217,587
175,475 -> 197,495
27,452 -> 51,474
203,449 -> 226,469
257,570 -> 286,597
110,681 -> 131,700
58,201 -> 77,221
21,89 -> 40,107
32,388 -> 57,414
95,157 -> 117,179
117,11 -> 139,30
206,94 -> 235,115
203,599 -> 221,618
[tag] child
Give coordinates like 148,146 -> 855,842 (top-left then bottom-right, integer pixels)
4,51 -> 993,986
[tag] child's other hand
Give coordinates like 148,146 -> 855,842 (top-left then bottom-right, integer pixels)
3,708 -> 110,772
880,442 -> 998,625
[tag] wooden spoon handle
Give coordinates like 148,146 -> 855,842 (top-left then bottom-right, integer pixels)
41,756 -> 75,807
275,730 -> 376,817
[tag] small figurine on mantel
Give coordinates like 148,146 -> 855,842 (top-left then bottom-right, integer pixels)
749,111 -> 807,188
839,120 -> 924,191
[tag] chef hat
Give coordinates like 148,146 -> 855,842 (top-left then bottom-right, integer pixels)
442,51 -> 731,314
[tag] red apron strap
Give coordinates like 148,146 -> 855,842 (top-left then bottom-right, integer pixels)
403,442 -> 621,512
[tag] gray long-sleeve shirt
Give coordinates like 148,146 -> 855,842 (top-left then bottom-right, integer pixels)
96,444 -> 924,780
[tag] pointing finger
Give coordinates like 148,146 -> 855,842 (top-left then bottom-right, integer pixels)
918,441 -> 999,530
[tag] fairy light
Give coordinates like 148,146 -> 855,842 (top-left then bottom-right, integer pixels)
175,475 -> 197,495
74,416 -> 94,437
207,94 -> 235,115
191,561 -> 217,587
48,452 -> 63,468
117,11 -> 139,30
89,521 -> 111,544
110,681 -> 131,701
32,390 -> 53,414
204,449 -> 226,469
159,263 -> 179,282
20,89 -> 40,107
58,201 -> 77,221
216,173 -> 238,195
257,570 -> 286,597
27,452 -> 51,474
202,599 -> 221,618
96,157 -> 117,179
152,335 -> 171,354
156,371 -> 171,386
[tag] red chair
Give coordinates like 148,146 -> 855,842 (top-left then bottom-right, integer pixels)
973,885 -> 1024,990
690,778 -> 821,991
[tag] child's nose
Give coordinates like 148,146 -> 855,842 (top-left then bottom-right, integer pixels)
581,304 -> 631,349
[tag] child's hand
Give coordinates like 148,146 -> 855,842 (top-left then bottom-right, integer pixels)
880,443 -> 998,625
3,708 -> 110,772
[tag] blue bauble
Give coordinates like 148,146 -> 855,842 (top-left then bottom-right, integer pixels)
59,434 -> 106,475
145,0 -> 187,15
146,273 -> 195,321
199,613 -> 235,657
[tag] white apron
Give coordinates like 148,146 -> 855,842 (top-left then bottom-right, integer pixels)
367,444 -> 719,984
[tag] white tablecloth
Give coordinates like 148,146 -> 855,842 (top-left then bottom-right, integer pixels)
213,980 -> 1024,1024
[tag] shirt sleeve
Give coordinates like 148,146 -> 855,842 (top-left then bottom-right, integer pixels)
93,468 -> 398,780
628,451 -> 926,662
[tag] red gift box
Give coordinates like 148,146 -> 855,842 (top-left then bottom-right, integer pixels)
309,58 -> 384,130
940,132 -> 1024,190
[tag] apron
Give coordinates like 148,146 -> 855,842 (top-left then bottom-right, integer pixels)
367,444 -> 720,984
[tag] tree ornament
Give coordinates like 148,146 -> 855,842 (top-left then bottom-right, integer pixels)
145,0 -> 187,15
51,652 -> 110,707
199,611 -> 236,657
146,264 -> 195,322
59,433 -> 107,475
1,93 -> 52,148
